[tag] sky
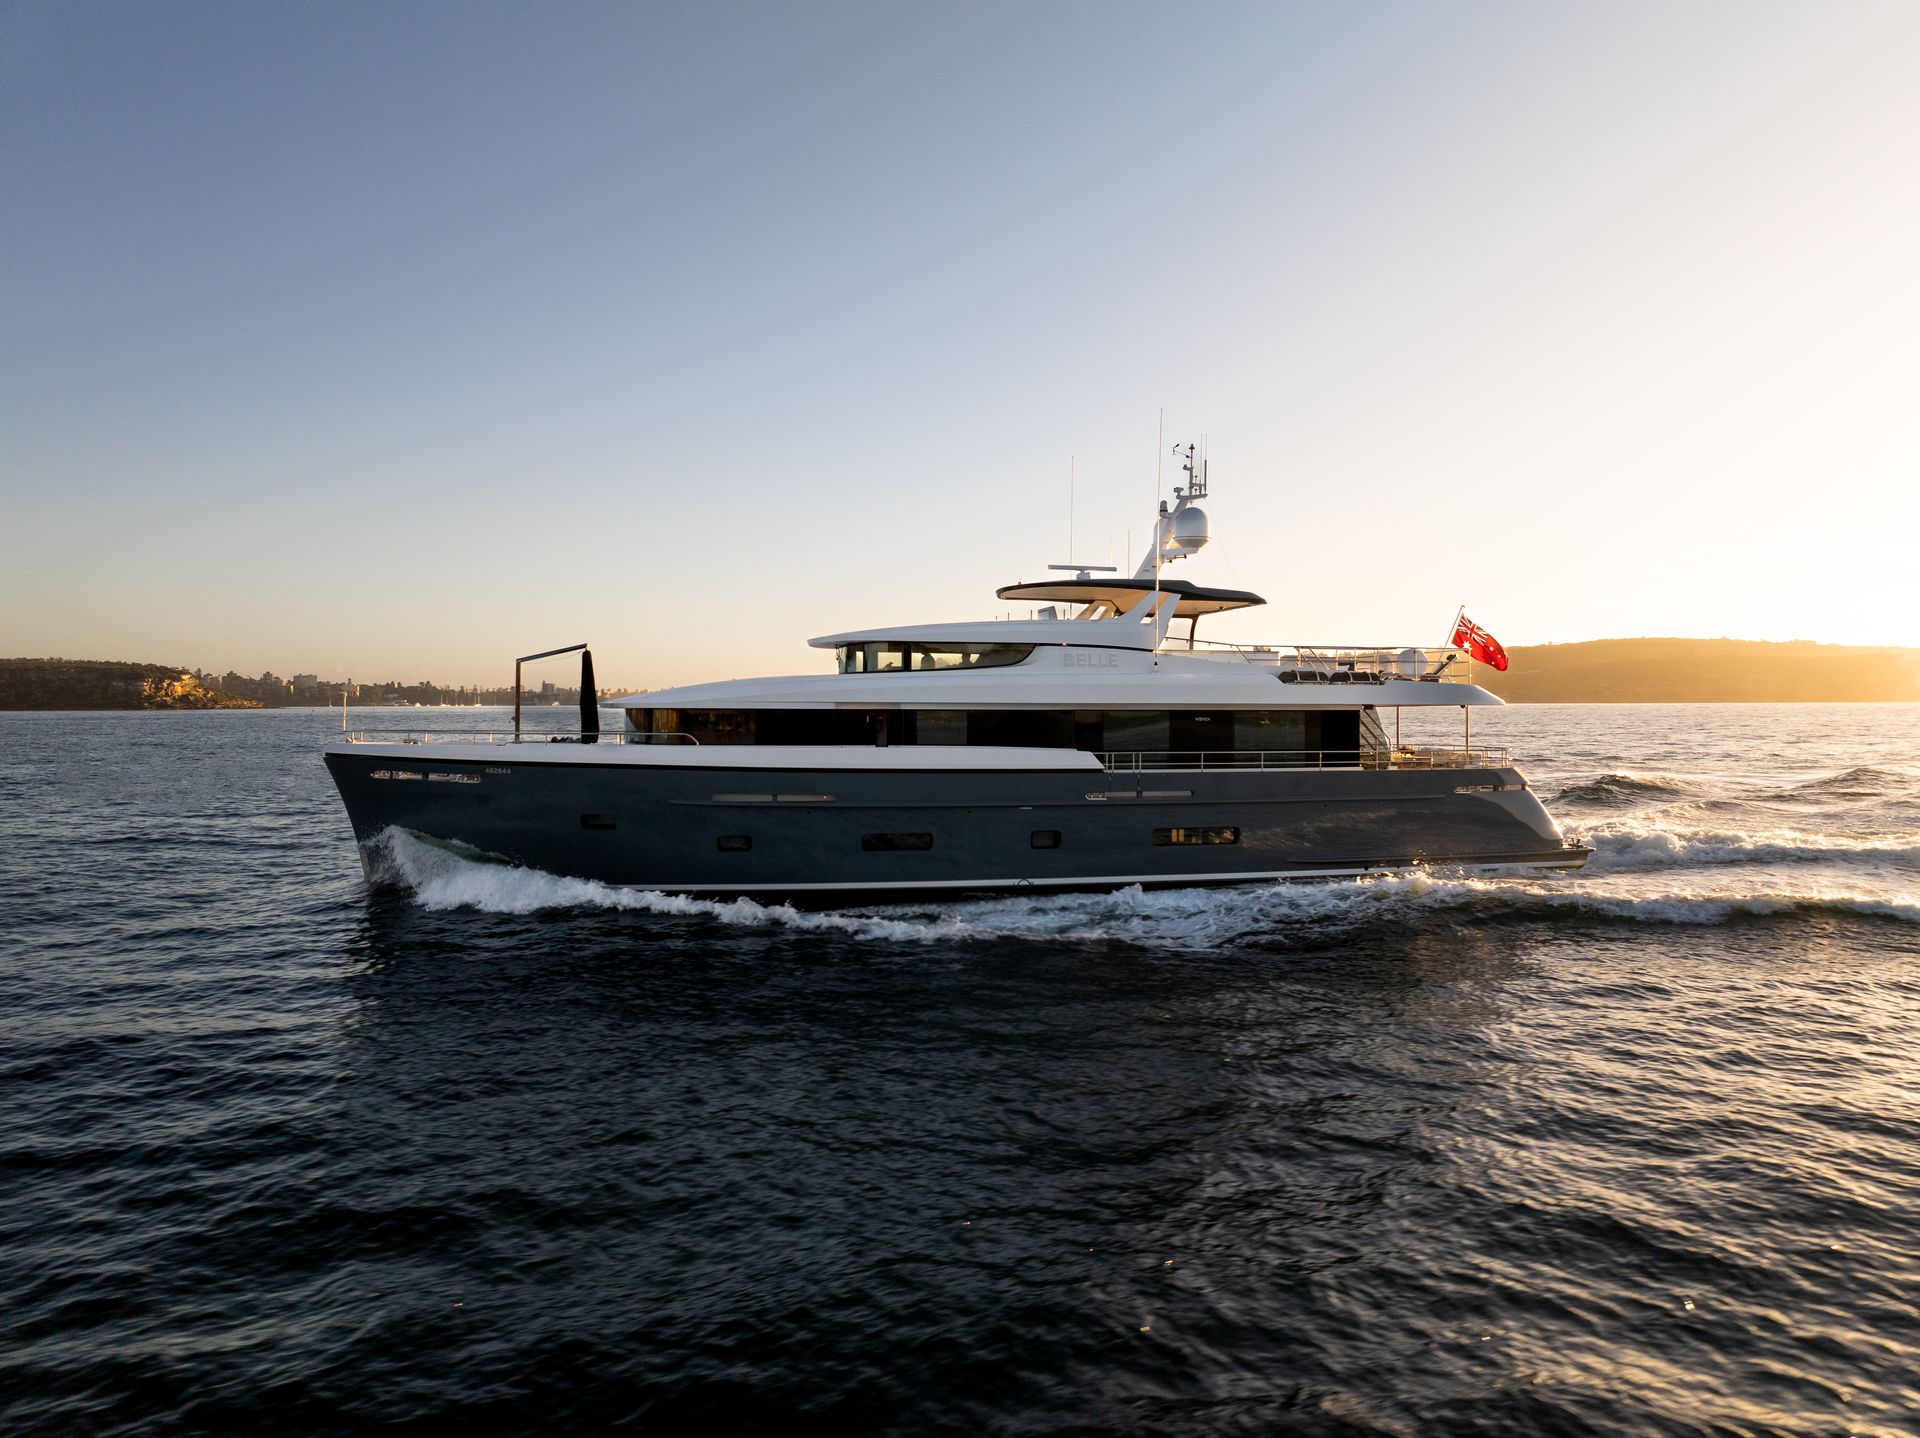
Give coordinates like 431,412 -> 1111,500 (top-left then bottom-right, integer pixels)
3,0 -> 1916,689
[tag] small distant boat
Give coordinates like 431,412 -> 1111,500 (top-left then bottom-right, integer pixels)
324,444 -> 1587,896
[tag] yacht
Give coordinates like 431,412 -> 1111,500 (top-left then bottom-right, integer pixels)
324,449 -> 1588,896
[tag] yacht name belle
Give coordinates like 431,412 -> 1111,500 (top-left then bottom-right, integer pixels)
325,450 -> 1588,895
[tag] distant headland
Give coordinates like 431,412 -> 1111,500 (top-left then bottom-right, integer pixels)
1467,639 -> 1920,703
0,659 -> 608,711
0,659 -> 261,710
3,640 -> 1917,710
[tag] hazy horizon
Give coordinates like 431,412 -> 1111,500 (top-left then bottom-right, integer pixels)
5,1 -> 1916,689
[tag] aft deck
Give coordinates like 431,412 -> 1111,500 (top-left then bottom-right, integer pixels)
1174,641 -> 1477,683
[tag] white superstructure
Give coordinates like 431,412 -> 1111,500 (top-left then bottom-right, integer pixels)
608,443 -> 1497,731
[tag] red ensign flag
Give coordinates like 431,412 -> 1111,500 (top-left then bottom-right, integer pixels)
1451,614 -> 1509,672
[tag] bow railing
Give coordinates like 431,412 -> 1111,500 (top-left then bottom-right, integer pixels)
340,728 -> 697,746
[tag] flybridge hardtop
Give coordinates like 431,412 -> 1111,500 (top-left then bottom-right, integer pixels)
994,575 -> 1266,617
325,439 -> 1586,897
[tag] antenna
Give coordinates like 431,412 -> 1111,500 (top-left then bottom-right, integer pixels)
1153,409 -> 1164,663
1068,455 -> 1075,567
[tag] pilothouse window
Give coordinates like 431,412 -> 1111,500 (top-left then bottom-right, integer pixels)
836,643 -> 1034,673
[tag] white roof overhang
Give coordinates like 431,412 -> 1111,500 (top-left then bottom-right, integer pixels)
808,617 -> 1160,650
995,577 -> 1265,618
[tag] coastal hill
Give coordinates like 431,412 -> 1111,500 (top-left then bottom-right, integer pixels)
0,659 -> 257,710
1468,639 -> 1920,703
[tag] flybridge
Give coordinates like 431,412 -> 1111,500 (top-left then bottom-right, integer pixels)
814,441 -> 1477,682
597,437 -> 1508,723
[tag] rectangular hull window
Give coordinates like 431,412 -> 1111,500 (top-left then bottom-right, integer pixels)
1101,710 -> 1170,755
910,710 -> 968,745
861,832 -> 933,852
966,710 -> 1073,748
581,814 -> 617,831
1030,830 -> 1062,849
716,835 -> 752,852
1152,826 -> 1239,846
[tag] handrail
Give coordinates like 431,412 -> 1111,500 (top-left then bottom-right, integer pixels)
1186,641 -> 1464,654
1385,745 -> 1509,769
1173,642 -> 1472,681
1098,746 -> 1508,772
341,728 -> 698,746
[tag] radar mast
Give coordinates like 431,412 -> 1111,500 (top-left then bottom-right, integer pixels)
1132,441 -> 1212,580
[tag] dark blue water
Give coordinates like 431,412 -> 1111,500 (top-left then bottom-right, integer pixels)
4,705 -> 1918,1435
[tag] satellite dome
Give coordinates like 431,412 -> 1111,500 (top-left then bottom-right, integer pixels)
1170,506 -> 1210,551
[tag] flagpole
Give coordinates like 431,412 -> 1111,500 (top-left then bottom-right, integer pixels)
1451,605 -> 1468,756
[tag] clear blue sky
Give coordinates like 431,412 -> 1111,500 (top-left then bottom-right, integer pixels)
4,1 -> 1916,687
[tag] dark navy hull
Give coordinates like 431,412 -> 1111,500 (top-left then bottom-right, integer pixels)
323,745 -> 1586,897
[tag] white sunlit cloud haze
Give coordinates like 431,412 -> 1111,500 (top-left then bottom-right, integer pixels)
2,0 -> 1916,689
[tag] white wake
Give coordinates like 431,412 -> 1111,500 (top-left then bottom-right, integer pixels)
368,829 -> 1920,946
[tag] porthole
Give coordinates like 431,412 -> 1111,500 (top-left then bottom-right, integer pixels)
1152,826 -> 1238,846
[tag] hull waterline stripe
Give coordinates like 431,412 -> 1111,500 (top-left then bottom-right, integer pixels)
364,854 -> 1590,896
658,858 -> 1588,892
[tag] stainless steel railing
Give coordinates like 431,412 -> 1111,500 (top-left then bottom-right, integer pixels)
1177,643 -> 1473,682
1098,746 -> 1508,772
341,728 -> 697,746
1387,746 -> 1510,769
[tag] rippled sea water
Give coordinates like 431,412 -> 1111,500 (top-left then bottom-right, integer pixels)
3,704 -> 1918,1436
